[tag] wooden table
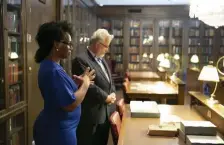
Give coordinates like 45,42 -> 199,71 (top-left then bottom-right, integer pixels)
126,81 -> 178,104
118,105 -> 205,145
128,71 -> 160,81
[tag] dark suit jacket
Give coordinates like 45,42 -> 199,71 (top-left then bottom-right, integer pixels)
72,50 -> 116,124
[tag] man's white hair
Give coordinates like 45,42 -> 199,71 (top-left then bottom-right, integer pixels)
90,29 -> 114,45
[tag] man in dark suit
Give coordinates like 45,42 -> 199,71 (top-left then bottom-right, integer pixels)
72,29 -> 116,145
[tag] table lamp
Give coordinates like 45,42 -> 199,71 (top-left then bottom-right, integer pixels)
157,53 -> 165,62
159,58 -> 171,69
198,63 -> 219,104
171,54 -> 180,78
190,54 -> 199,70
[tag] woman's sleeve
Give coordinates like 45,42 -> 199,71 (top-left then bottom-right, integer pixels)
52,69 -> 77,107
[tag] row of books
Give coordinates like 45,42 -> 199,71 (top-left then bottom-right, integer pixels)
130,20 -> 140,28
8,36 -> 19,53
130,38 -> 140,45
130,55 -> 140,62
171,38 -> 182,45
188,47 -> 199,54
9,84 -> 21,106
189,38 -> 200,45
204,38 -> 213,45
8,63 -> 19,84
205,29 -> 215,36
113,29 -> 123,36
172,28 -> 182,36
188,47 -> 212,54
7,11 -> 20,33
172,47 -> 181,54
115,64 -> 123,71
129,47 -> 139,53
113,38 -> 123,45
128,64 -> 140,70
201,56 -> 210,63
113,20 -> 123,28
159,28 -> 169,36
114,54 -> 122,62
130,29 -> 140,36
112,47 -> 123,53
189,29 -> 200,37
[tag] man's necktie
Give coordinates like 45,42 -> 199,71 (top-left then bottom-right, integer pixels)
96,58 -> 110,82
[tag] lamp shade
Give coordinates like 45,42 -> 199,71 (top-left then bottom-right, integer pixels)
149,53 -> 153,59
157,53 -> 164,62
159,58 -> 170,68
173,54 -> 180,60
190,54 -> 199,63
9,52 -> 18,59
198,65 -> 220,82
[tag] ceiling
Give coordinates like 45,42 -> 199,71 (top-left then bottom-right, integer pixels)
95,0 -> 189,6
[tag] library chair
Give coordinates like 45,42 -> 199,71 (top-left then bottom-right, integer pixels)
110,111 -> 122,145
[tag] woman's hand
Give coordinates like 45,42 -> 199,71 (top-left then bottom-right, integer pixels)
82,67 -> 95,87
72,67 -> 95,87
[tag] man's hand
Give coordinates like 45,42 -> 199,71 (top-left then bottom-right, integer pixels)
105,93 -> 116,104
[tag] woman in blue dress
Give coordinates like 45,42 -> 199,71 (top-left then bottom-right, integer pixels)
33,21 -> 95,145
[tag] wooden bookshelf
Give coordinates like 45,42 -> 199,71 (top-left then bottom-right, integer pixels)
0,0 -> 27,145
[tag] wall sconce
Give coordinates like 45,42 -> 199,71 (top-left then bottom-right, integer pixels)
198,56 -> 224,104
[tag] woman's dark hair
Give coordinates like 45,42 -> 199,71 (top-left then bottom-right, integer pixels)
34,21 -> 73,63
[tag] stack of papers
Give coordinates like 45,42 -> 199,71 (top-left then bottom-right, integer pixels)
186,135 -> 224,145
130,101 -> 160,118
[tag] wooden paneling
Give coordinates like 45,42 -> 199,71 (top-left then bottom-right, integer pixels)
94,5 -> 189,18
26,0 -> 57,144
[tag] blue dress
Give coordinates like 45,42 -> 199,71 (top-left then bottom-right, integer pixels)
33,59 -> 81,145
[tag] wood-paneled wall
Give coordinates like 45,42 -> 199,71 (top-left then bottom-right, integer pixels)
25,0 -> 57,144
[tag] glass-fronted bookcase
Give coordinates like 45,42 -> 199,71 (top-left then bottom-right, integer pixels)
98,18 -> 124,74
0,0 -> 27,145
127,19 -> 184,72
61,0 -> 97,75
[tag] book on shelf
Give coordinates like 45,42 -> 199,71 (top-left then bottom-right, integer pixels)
130,20 -> 140,28
113,29 -> 123,36
8,62 -> 19,84
130,55 -> 139,62
130,101 -> 160,118
7,11 -> 19,33
130,29 -> 140,36
9,85 -> 21,106
128,64 -> 140,70
129,47 -> 138,53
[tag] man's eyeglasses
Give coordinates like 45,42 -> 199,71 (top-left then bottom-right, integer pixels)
99,42 -> 109,48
